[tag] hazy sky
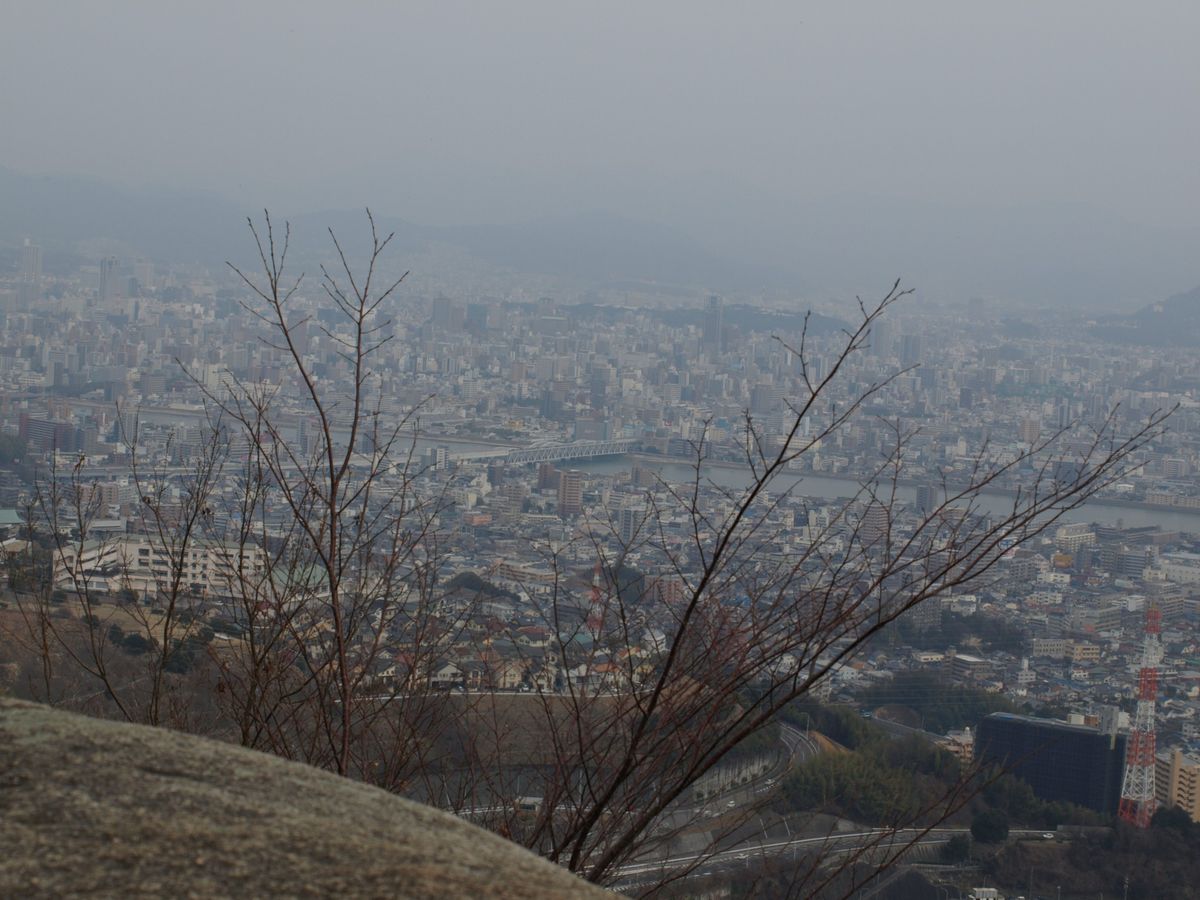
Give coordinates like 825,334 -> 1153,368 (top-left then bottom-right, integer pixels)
4,2 -> 1198,302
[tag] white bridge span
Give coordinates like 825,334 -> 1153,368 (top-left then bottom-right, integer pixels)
499,439 -> 638,464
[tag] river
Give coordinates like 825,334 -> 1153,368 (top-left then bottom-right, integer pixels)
571,456 -> 1200,533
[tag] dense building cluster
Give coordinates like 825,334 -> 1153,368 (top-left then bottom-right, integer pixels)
5,241 -> 1200,824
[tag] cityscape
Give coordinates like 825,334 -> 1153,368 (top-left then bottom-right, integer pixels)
3,4 -> 1200,899
2,221 -> 1200,897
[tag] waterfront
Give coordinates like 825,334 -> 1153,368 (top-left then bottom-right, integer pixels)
574,455 -> 1200,533
358,432 -> 1200,533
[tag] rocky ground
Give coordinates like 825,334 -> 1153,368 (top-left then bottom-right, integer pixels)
0,698 -> 609,898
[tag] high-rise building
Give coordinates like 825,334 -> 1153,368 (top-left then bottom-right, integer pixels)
132,260 -> 155,293
558,470 -> 583,518
537,462 -> 559,491
975,713 -> 1127,814
1155,748 -> 1200,823
424,446 -> 449,471
20,238 -> 42,284
858,501 -> 889,545
750,381 -> 781,417
900,334 -> 924,369
296,417 -> 311,455
19,238 -> 42,304
1018,417 -> 1041,446
914,483 -> 941,516
99,256 -> 119,304
498,483 -> 527,519
1055,399 -> 1072,429
19,414 -> 83,453
590,360 -> 618,410
618,504 -> 644,545
1055,522 -> 1096,553
870,319 -> 894,357
702,295 -> 724,356
465,302 -> 489,335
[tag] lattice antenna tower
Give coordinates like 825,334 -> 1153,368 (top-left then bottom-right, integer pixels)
1118,605 -> 1161,828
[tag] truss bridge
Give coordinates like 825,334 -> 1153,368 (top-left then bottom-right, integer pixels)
503,439 -> 637,464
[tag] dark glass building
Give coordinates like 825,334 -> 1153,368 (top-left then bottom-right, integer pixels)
975,713 -> 1127,814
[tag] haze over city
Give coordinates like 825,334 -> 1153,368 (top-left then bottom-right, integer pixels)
3,1 -> 1199,307
4,4 -> 1200,899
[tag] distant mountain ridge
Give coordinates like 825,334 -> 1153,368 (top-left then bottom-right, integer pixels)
8,165 -> 1199,307
0,166 -> 793,292
1091,285 -> 1200,346
0,166 -> 237,266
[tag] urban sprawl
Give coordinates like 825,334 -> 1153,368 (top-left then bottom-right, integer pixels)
4,241 -> 1200,827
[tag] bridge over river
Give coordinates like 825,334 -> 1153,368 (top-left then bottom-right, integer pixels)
410,435 -> 637,464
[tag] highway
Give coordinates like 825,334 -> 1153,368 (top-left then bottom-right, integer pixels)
608,723 -> 1039,891
652,721 -> 819,829
611,827 -> 1050,889
448,719 -> 1027,893
780,722 -> 819,761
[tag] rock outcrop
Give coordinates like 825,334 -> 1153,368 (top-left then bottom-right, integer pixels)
0,698 -> 609,898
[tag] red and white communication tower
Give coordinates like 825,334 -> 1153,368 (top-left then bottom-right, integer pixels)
1118,605 -> 1162,828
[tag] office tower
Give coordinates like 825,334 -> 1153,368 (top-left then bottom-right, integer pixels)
619,504 -> 643,545
465,302 -> 489,334
99,256 -> 119,304
1018,417 -> 1041,445
750,381 -> 781,416
20,238 -> 42,284
19,414 -> 83,453
702,295 -> 724,355
558,470 -> 583,518
132,260 -> 155,293
870,319 -> 894,357
19,238 -> 42,304
537,462 -> 559,491
431,298 -> 465,331
914,483 -> 941,516
1055,399 -> 1072,429
975,713 -> 1127,814
540,381 -> 569,421
899,334 -> 924,369
589,361 -> 613,409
